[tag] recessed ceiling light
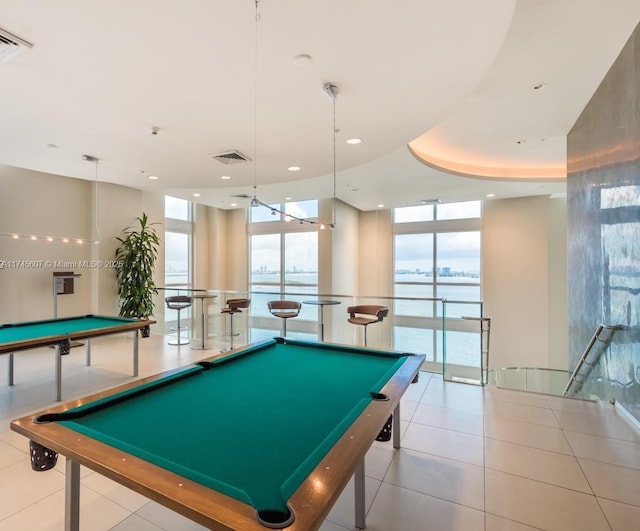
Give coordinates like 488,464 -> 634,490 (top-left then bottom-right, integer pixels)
148,175 -> 159,180
532,83 -> 546,90
486,193 -> 495,198
377,204 -> 385,208
293,54 -> 312,66
46,143 -> 57,149
193,193 -> 201,197
346,138 -> 362,145
231,203 -> 237,207
288,166 -> 301,172
285,197 -> 292,200
221,175 -> 231,180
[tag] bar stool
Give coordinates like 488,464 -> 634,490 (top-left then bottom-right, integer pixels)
267,300 -> 301,336
165,296 -> 192,345
346,305 -> 389,347
221,298 -> 250,350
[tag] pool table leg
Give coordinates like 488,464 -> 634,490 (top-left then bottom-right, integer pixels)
65,458 -> 80,531
55,345 -> 62,402
85,339 -> 91,366
354,458 -> 366,529
132,331 -> 139,377
7,353 -> 13,386
392,403 -> 401,449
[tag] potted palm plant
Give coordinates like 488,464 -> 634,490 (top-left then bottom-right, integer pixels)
114,213 -> 161,337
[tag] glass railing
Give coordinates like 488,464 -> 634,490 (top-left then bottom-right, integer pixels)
157,290 -> 490,378
158,289 -> 639,424
488,367 -> 570,395
441,300 -> 487,385
488,327 -> 639,427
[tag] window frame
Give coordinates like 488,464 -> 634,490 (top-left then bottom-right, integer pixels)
164,197 -> 194,290
392,202 -> 482,362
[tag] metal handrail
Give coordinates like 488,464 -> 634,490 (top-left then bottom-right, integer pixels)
562,323 -> 624,396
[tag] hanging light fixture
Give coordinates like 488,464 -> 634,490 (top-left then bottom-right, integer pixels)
323,82 -> 338,230
83,154 -> 102,244
244,1 -> 338,229
247,80 -> 339,228
250,0 -> 261,208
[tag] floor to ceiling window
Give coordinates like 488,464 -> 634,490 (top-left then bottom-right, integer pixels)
164,196 -> 193,325
248,200 -> 318,341
393,201 -> 482,367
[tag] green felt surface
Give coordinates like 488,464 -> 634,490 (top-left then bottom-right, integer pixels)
0,315 -> 138,343
58,339 -> 409,514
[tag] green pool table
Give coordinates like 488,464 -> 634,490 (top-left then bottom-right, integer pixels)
0,314 -> 155,401
12,337 -> 424,531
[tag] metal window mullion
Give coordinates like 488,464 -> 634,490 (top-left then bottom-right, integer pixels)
280,232 -> 285,292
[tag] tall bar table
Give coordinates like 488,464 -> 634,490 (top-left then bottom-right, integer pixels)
190,293 -> 218,350
303,300 -> 341,342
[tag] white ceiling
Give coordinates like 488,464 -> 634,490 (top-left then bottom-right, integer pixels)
1,1 -> 639,211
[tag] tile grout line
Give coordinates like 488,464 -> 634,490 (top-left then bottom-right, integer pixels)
482,386 -> 487,531
551,407 -> 614,531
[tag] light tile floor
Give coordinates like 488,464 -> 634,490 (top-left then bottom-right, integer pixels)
1,333 -> 639,530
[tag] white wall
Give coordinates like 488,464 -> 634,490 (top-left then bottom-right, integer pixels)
482,196 -> 568,370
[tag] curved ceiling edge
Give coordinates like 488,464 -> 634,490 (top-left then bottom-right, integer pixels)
407,144 -> 566,181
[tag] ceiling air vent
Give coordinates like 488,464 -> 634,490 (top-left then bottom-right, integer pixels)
0,27 -> 33,64
210,150 -> 251,165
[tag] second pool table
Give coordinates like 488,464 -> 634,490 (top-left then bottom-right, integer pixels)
0,314 -> 155,400
12,337 -> 424,530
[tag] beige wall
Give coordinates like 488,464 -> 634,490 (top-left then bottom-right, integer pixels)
91,182 -> 143,317
89,184 -> 164,324
317,198 -> 334,295
327,200 -> 359,296
193,203 -> 210,290
205,207 -> 228,290
547,197 -> 568,368
0,165 -> 164,329
225,209 -> 248,291
482,195 -> 567,370
1,165 -> 92,321
2,164 -> 569,371
358,209 -> 393,297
